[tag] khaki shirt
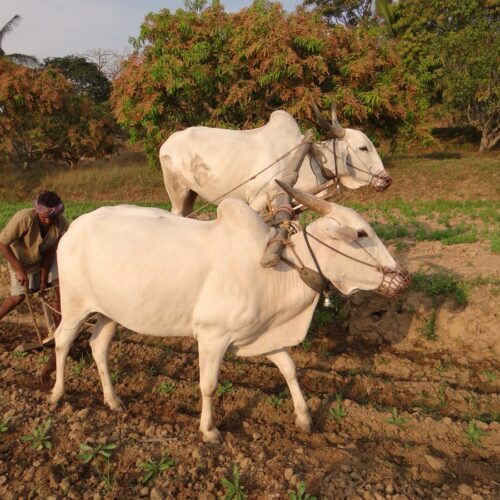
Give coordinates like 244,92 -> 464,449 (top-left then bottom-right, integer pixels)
0,208 -> 69,267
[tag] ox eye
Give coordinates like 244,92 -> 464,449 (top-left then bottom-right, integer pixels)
359,146 -> 369,151
357,229 -> 369,238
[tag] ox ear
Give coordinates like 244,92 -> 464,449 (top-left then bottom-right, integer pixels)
324,224 -> 358,243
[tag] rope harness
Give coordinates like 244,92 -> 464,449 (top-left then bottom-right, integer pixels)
313,141 -> 392,191
280,227 -> 410,299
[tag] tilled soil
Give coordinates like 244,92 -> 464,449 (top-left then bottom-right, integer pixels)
0,235 -> 499,500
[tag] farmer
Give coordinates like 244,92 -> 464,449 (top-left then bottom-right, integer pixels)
0,190 -> 69,326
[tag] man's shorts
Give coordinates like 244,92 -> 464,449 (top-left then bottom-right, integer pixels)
8,260 -> 59,296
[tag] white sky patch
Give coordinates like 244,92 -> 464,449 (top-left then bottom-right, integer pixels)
1,0 -> 301,61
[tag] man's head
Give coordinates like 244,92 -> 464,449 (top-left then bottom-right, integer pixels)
34,190 -> 64,227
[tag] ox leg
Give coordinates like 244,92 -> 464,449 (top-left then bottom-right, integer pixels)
197,338 -> 228,443
50,320 -> 83,404
89,315 -> 123,411
266,349 -> 312,433
163,170 -> 198,216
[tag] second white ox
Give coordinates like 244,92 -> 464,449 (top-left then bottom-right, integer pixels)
50,183 -> 409,443
159,107 -> 392,216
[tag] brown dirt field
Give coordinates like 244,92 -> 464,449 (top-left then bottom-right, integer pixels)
0,154 -> 499,499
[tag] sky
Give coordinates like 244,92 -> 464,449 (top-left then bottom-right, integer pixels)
1,0 -> 302,61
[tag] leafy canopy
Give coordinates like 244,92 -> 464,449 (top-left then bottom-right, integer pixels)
112,0 -> 417,164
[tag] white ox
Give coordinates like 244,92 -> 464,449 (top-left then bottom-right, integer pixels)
50,183 -> 409,443
159,106 -> 392,216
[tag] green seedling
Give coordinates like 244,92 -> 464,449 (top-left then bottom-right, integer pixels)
221,464 -> 246,500
38,354 -> 49,365
301,339 -> 313,352
0,417 -> 9,433
482,370 -> 497,382
387,407 -> 408,428
464,420 -> 487,445
110,371 -> 121,384
216,380 -> 233,397
21,418 -> 53,450
329,394 -> 347,423
267,395 -> 283,409
418,309 -> 438,341
72,356 -> 88,376
76,442 -> 117,464
139,454 -> 175,484
13,350 -> 28,358
289,481 -> 317,500
157,380 -> 176,394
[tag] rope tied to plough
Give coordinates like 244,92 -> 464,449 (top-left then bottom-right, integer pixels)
186,140 -> 312,218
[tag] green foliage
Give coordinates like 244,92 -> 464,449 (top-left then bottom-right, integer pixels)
267,395 -> 284,409
76,442 -> 117,464
329,394 -> 347,423
112,2 -> 417,165
44,56 -> 112,103
411,272 -> 468,306
394,0 -> 499,150
157,380 -> 176,394
482,370 -> 497,382
289,481 -> 317,500
0,416 -> 9,433
221,465 -> 246,500
139,454 -> 175,484
418,309 -> 438,341
21,418 -> 53,450
216,380 -> 234,396
463,420 -> 487,445
387,407 -> 408,428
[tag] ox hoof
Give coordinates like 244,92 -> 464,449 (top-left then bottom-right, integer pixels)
49,391 -> 63,405
202,427 -> 222,444
295,415 -> 312,434
106,398 -> 125,411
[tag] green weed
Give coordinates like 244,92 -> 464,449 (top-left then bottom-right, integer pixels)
289,481 -> 317,500
411,272 -> 468,305
157,380 -> 176,394
301,339 -> 313,352
216,380 -> 234,397
139,454 -> 175,484
110,371 -> 121,384
12,350 -> 28,358
21,418 -> 53,450
267,395 -> 284,409
77,442 -> 117,464
482,370 -> 497,382
463,420 -> 487,445
329,394 -> 347,423
387,407 -> 408,427
0,417 -> 9,433
418,309 -> 438,341
72,356 -> 89,376
221,465 -> 246,500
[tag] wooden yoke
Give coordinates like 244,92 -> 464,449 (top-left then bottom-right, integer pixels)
260,129 -> 314,268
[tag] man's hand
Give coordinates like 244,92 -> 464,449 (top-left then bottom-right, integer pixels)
15,266 -> 27,287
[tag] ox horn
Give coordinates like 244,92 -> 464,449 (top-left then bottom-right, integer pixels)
275,179 -> 331,215
311,100 -> 346,139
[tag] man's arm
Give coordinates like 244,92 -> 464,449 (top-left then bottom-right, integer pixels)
40,244 -> 57,292
0,241 -> 27,287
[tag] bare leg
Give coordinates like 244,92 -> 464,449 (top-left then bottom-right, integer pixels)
88,314 -> 122,410
266,349 -> 311,433
0,294 -> 25,321
197,337 -> 228,443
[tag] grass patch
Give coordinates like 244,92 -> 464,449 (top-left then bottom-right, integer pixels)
411,272 -> 468,305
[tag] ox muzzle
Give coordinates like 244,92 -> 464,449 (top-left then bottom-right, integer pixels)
376,263 -> 411,298
371,172 -> 393,192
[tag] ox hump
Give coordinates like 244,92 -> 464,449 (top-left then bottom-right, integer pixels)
216,199 -> 272,240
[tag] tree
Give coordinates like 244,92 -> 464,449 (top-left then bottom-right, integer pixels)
112,1 -> 417,164
441,14 -> 499,151
0,15 -> 38,67
0,58 -> 116,168
394,0 -> 499,150
301,0 -> 373,27
44,56 -> 112,103
80,48 -> 131,80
